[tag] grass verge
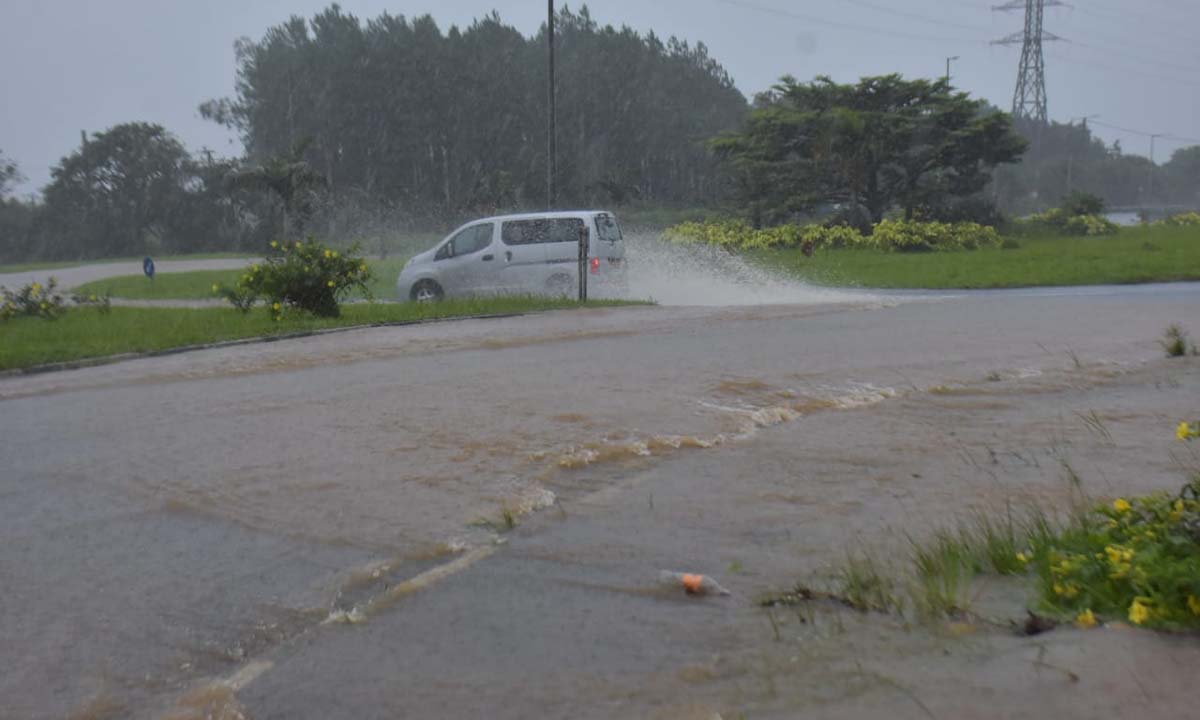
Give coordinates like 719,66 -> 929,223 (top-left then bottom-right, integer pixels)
747,225 -> 1200,289
765,475 -> 1200,631
0,297 -> 646,371
72,257 -> 411,300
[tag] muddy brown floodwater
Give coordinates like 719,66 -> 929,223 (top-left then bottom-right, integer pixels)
2,279 -> 1199,719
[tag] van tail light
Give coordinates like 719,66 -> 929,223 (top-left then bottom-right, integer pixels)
590,257 -> 601,274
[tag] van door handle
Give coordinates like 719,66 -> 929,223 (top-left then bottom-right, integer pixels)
505,251 -> 513,262
481,254 -> 494,261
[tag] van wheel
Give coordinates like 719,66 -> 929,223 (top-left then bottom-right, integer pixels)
411,280 -> 444,302
546,274 -> 573,297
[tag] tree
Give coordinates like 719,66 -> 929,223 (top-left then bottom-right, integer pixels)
1164,146 -> 1200,205
710,75 -> 1027,226
0,151 -> 34,261
0,150 -> 22,198
201,4 -> 747,220
225,138 -> 327,239
40,123 -> 192,258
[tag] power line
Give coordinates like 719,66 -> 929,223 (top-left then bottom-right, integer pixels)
1060,3 -> 1200,52
1088,119 -> 1200,145
712,0 -> 977,45
839,0 -> 992,34
1063,40 -> 1198,77
1046,47 -> 1200,91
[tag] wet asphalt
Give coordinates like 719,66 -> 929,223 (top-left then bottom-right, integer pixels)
2,281 -> 1200,718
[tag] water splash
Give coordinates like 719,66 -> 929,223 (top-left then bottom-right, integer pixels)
623,231 -> 876,306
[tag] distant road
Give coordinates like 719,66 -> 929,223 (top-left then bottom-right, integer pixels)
0,258 -> 254,291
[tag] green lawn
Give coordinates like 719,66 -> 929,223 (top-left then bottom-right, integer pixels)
0,252 -> 254,275
748,225 -> 1200,289
0,297 -> 646,371
74,256 -> 412,300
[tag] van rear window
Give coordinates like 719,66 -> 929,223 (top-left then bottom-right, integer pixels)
595,213 -> 622,243
501,218 -> 585,245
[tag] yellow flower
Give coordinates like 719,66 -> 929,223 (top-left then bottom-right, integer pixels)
1128,598 -> 1151,625
295,241 -> 302,248
1188,595 -> 1200,616
1015,551 -> 1030,564
324,249 -> 332,259
1052,582 -> 1080,599
270,240 -> 279,248
327,280 -> 335,288
1113,498 -> 1132,513
272,302 -> 281,311
360,264 -> 368,273
212,284 -> 220,293
1178,422 -> 1194,441
30,282 -> 42,295
332,250 -> 338,258
1075,609 -> 1097,629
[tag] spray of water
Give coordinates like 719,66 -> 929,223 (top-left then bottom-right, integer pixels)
622,231 -> 876,306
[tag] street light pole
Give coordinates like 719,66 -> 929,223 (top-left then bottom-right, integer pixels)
1067,115 -> 1098,194
944,55 -> 959,84
546,0 -> 557,210
1147,133 -> 1163,204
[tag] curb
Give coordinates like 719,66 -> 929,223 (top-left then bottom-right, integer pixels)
0,311 -> 531,379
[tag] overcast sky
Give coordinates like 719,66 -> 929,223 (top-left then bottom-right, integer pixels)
2,0 -> 1198,195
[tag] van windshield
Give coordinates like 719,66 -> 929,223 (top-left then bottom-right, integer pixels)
595,214 -> 622,243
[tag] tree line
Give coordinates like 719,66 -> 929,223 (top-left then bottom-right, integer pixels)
1,3 -> 1198,262
997,119 -> 1200,215
1,5 -> 747,261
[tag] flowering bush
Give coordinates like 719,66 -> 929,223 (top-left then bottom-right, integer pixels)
1155,211 -> 1200,227
868,219 -> 1001,252
664,219 -> 999,253
1018,208 -> 1119,236
216,239 -> 373,318
1,278 -> 67,322
1024,424 -> 1200,630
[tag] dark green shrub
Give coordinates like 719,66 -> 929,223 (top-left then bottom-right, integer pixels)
1061,191 -> 1106,217
220,239 -> 373,318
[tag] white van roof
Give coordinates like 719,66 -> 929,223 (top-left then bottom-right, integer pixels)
470,210 -> 614,224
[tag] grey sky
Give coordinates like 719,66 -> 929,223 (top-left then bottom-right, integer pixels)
2,0 -> 1197,195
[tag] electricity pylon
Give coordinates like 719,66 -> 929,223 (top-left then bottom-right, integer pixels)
992,0 -> 1063,125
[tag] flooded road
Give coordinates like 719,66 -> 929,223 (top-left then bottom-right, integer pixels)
2,280 -> 1199,718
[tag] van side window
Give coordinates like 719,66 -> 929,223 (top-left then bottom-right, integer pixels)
439,224 -> 493,260
501,218 -> 585,245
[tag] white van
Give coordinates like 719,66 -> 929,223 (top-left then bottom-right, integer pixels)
396,210 -> 628,301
